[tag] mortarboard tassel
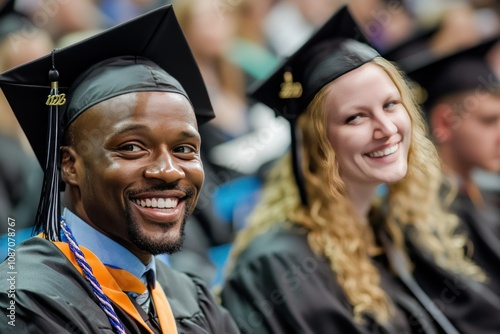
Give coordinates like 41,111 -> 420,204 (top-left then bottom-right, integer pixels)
279,69 -> 308,206
33,49 -> 63,241
290,117 -> 308,207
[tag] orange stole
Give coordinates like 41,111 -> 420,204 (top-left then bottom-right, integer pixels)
52,241 -> 178,334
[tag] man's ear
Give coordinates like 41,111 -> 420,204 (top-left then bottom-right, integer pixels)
61,146 -> 79,186
429,103 -> 457,144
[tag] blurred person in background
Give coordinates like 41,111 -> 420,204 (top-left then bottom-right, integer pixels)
228,0 -> 279,87
380,0 -> 500,59
174,0 -> 248,144
401,37 -> 500,297
264,0 -> 342,57
98,0 -> 165,25
16,0 -> 109,44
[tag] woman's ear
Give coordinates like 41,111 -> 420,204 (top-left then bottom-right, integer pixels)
60,146 -> 79,186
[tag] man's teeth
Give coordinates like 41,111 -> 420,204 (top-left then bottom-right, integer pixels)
135,198 -> 178,209
368,143 -> 398,158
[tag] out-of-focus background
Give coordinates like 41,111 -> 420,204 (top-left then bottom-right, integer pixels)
1,0 -> 499,289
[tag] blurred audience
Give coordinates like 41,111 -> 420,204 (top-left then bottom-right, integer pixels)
264,0 -> 342,57
17,0 -> 109,44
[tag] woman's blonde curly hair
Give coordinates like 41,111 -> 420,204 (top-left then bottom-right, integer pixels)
227,57 -> 484,324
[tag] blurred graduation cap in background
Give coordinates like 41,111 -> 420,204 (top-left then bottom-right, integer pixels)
401,35 -> 500,111
0,4 -> 213,240
381,25 -> 439,64
248,5 -> 380,205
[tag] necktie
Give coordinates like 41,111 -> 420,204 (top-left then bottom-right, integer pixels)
131,269 -> 154,313
134,288 -> 151,313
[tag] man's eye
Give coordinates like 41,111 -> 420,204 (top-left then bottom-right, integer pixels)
174,146 -> 195,154
120,144 -> 142,152
479,116 -> 500,125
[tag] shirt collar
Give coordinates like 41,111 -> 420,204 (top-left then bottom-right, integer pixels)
62,208 -> 156,288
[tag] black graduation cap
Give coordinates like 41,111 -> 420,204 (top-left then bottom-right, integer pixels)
250,5 -> 379,119
248,5 -> 380,205
0,4 -> 213,240
402,35 -> 500,111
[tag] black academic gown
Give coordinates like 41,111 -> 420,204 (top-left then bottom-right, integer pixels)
450,189 -> 500,297
0,237 -> 240,334
220,223 -> 500,334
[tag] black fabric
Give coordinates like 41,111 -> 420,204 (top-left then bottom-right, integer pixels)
0,237 -> 240,333
450,188 -> 500,298
220,223 -> 500,333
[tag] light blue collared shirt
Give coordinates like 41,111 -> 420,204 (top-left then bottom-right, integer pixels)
62,208 -> 156,288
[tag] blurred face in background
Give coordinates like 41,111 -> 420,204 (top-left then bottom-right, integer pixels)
180,0 -> 236,60
446,93 -> 500,173
293,0 -> 342,28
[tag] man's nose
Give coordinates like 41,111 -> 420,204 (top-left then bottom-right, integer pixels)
144,150 -> 185,183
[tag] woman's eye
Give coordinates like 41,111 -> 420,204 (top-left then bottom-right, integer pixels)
384,100 -> 399,109
120,144 -> 142,152
346,114 -> 363,124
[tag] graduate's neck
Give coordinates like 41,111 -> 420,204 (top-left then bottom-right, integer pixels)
344,182 -> 377,220
63,195 -> 153,265
438,144 -> 473,183
129,247 -> 153,265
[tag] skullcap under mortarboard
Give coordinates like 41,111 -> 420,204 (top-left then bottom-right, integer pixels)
249,5 -> 380,119
402,36 -> 500,110
62,56 -> 189,137
0,4 -> 213,168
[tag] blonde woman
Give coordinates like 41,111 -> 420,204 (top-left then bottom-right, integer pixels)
220,6 -> 500,334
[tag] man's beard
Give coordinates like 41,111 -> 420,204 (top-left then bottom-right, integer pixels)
125,201 -> 191,255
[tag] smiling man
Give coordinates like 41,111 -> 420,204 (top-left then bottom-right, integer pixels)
62,90 -> 202,263
0,5 -> 239,334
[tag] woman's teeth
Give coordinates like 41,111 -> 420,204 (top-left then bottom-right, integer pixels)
368,143 -> 398,158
